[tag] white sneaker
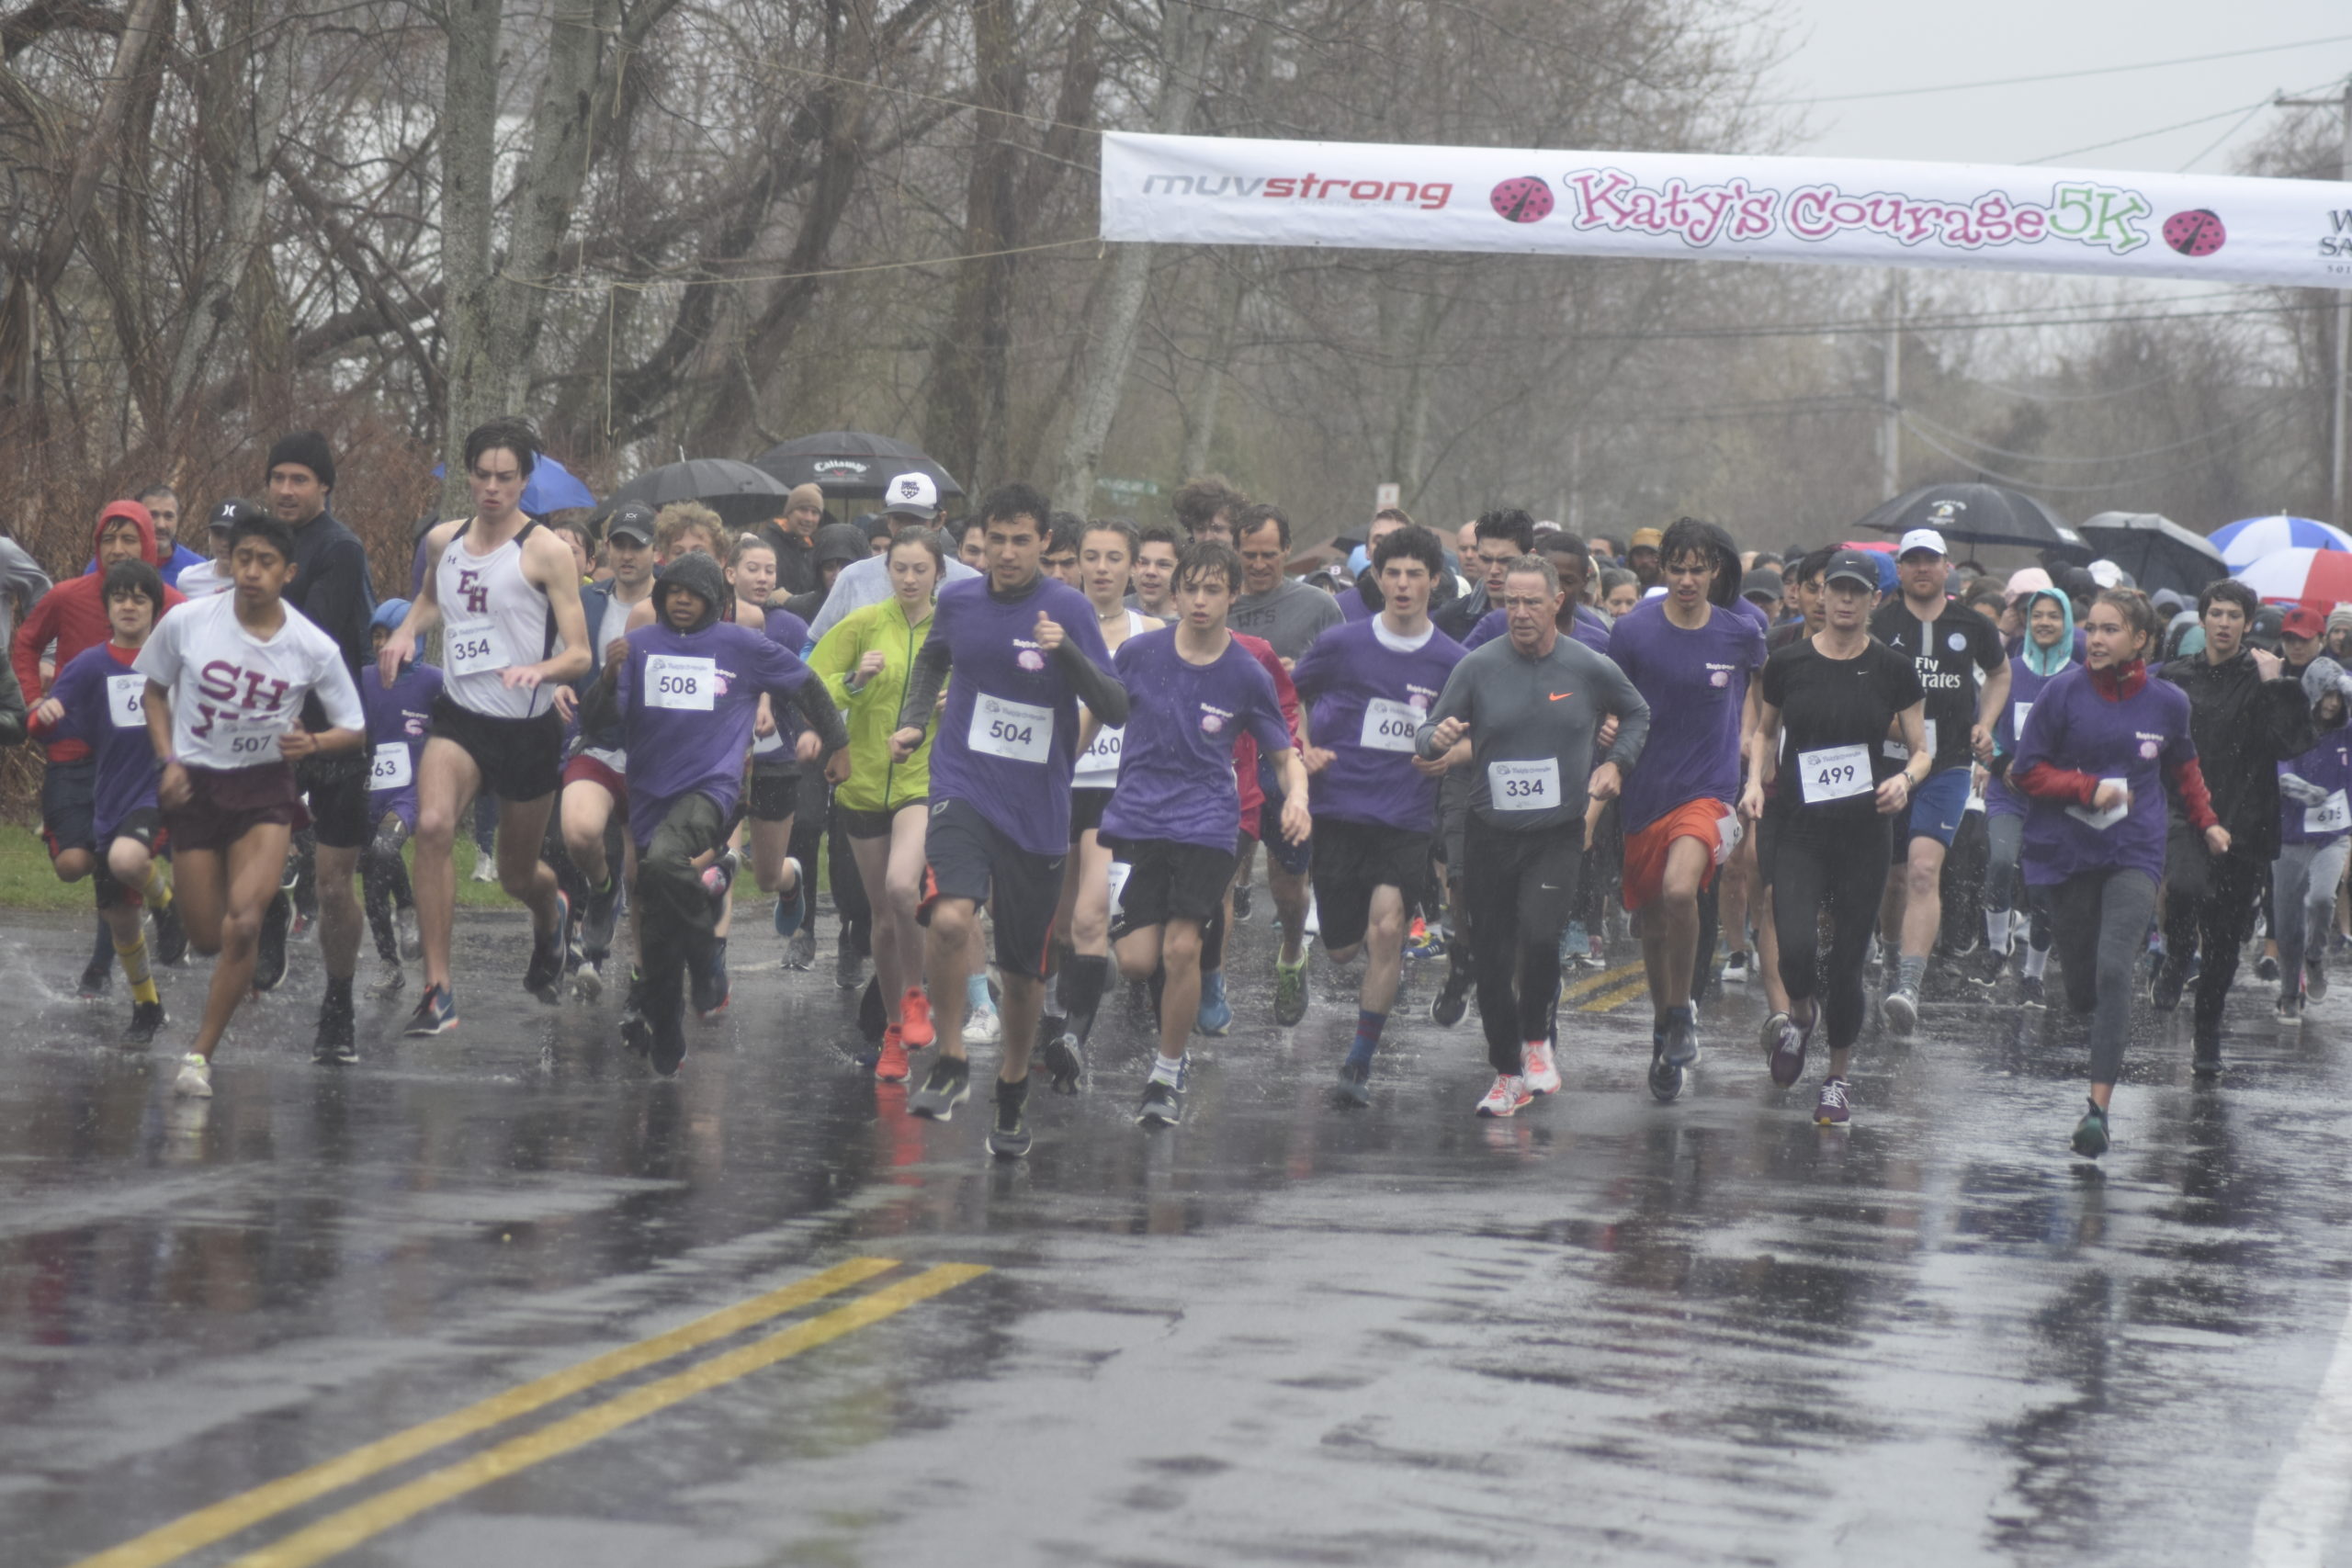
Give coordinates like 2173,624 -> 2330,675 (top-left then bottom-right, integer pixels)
1475,1073 -> 1532,1118
1722,951 -> 1751,984
965,998 -> 1001,1045
1303,893 -> 1321,938
174,1053 -> 212,1098
470,856 -> 498,884
1522,1040 -> 1561,1096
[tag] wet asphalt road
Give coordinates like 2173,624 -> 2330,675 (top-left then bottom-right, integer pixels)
4,898 -> 2352,1568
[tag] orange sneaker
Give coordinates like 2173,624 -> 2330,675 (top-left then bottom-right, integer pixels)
876,1026 -> 910,1083
899,987 -> 935,1048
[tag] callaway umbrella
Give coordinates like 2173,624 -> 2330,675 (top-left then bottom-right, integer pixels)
430,453 -> 598,516
2075,512 -> 2226,601
605,457 -> 791,528
1853,482 -> 2090,559
2209,514 -> 2352,570
751,432 -> 964,502
2233,547 -> 2352,613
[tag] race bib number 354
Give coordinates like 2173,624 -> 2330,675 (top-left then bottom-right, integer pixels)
444,619 -> 505,679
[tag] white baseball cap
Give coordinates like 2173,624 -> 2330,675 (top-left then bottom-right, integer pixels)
879,471 -> 940,522
1896,527 -> 1947,558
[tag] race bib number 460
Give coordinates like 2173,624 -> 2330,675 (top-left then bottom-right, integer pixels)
969,694 -> 1054,764
1799,743 -> 1871,805
645,654 -> 716,712
1359,698 -> 1420,753
1487,757 -> 1561,811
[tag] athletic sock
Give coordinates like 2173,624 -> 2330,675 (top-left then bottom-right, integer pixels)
324,974 -> 354,1010
1063,953 -> 1110,1043
142,861 -> 174,910
1897,953 -> 1928,994
966,970 -> 991,1011
1346,1009 -> 1386,1068
2022,944 -> 2050,980
997,1072 -> 1029,1111
1984,909 -> 2011,955
115,936 -> 157,1005
1149,1053 -> 1184,1087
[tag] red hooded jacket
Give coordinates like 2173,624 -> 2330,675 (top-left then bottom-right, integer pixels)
14,500 -> 186,762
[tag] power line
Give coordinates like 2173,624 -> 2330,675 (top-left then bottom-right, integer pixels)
2023,70 -> 2348,164
1898,401 -> 2307,492
1759,32 -> 2352,106
1905,399 -> 2303,465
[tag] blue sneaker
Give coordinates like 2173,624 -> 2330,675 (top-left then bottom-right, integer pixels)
1561,920 -> 1589,964
772,856 -> 808,938
1194,971 -> 1232,1036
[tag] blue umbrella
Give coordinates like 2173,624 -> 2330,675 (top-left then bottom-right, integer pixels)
431,454 -> 598,515
2211,514 -> 2352,569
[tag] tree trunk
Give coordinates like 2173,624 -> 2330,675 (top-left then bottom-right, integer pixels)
922,0 -> 1024,489
1049,0 -> 1207,513
438,0 -> 505,514
1181,261 -> 1245,479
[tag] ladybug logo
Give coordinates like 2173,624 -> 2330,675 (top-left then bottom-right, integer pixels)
2162,209 -> 2225,257
1490,176 -> 1554,224
1017,649 -> 1046,672
1709,670 -> 1729,687
2140,739 -> 2160,759
1200,712 -> 1225,735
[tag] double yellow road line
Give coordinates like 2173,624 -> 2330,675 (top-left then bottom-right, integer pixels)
72,1258 -> 985,1568
1564,960 -> 1651,1013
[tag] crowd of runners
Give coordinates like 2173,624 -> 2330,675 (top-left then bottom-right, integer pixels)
6,421 -> 2337,1161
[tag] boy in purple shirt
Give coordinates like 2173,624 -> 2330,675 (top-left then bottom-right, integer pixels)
361,597 -> 443,992
1102,540 -> 1307,1129
888,484 -> 1129,1149
30,560 -> 176,1045
1291,525 -> 1464,1106
586,552 -> 846,1074
1605,519 -> 1765,1084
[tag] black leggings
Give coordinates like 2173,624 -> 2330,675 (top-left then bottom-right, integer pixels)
1769,817 -> 1889,1053
2049,867 -> 2156,1087
1464,815 -> 1582,1075
2164,850 -> 2265,1035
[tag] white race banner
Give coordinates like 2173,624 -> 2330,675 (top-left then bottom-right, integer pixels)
1100,132 -> 2352,290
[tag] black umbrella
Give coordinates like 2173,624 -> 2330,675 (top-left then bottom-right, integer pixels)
1854,483 -> 2089,560
751,432 -> 964,503
605,458 -> 791,528
2075,511 -> 2227,601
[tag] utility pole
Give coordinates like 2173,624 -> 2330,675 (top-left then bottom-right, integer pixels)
2278,79 -> 2352,527
1881,270 -> 1904,502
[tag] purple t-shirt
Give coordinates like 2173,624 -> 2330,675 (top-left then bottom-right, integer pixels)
46,642 -> 157,841
754,604 -> 813,764
927,574 -> 1114,857
1100,630 -> 1291,852
2015,666 -> 2195,888
616,619 -> 821,849
363,659 -> 444,825
1290,617 -> 1465,828
1466,603 -> 1611,655
1606,598 -> 1767,834
1985,654 -> 2067,820
2280,720 -> 2352,847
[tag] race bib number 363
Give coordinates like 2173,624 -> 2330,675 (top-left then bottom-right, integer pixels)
969,693 -> 1054,764
645,654 -> 716,712
371,742 -> 413,790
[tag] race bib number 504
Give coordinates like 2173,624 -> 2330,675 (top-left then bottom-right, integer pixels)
969,694 -> 1054,764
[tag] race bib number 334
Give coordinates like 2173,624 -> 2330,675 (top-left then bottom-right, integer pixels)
1487,756 -> 1561,811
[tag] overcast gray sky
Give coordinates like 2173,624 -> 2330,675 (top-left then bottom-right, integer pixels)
1761,0 -> 2352,174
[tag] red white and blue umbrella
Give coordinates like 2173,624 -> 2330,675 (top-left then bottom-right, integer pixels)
2211,514 -> 2352,570
2234,547 -> 2352,613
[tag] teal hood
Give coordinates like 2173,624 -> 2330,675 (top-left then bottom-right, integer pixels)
2022,588 -> 2074,678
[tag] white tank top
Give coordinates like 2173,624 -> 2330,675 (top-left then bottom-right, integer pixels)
436,521 -> 555,719
1074,609 -> 1149,788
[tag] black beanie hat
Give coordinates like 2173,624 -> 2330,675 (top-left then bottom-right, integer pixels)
266,430 -> 335,491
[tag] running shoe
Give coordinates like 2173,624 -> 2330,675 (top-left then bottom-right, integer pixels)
1768,1011 -> 1809,1089
2256,954 -> 2281,983
1661,1006 -> 1699,1069
691,938 -> 730,1020
2018,974 -> 2046,1010
1814,1076 -> 1850,1126
1758,1009 -> 1791,1055
1721,950 -> 1751,985
471,852 -> 498,884
1585,934 -> 1607,969
524,893 -> 569,1004
649,1008 -> 686,1077
373,964 -> 408,999
909,1055 -> 972,1120
403,983 -> 458,1036
834,936 -> 865,990
1646,1047 -> 1685,1104
1039,1030 -> 1086,1096
1883,986 -> 1919,1038
899,987 -> 935,1049
122,999 -> 164,1047
312,990 -> 356,1065
152,899 -> 187,967
1475,1073 -> 1532,1118
1231,885 -> 1253,922
772,856 -> 808,938
2070,1100 -> 2110,1159
2192,1030 -> 2223,1077
2307,957 -> 2329,1004
1404,918 -> 1444,961
1136,1067 -> 1185,1129
174,1052 -> 212,1099
580,874 -> 622,963
76,953 -> 111,999
1273,952 -> 1309,1027
1194,972 -> 1233,1036
1522,1038 -> 1562,1096
1971,944 -> 2009,988
574,958 -> 603,1002
988,1080 -> 1033,1158
1560,920 -> 1587,965
2150,959 -> 2187,1012
1430,966 -> 1472,1028
2277,994 -> 2303,1026
785,926 -> 818,971
875,1026 -> 909,1083
1334,1059 -> 1372,1108
252,889 -> 292,993
397,908 -> 423,962
965,993 -> 1001,1045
